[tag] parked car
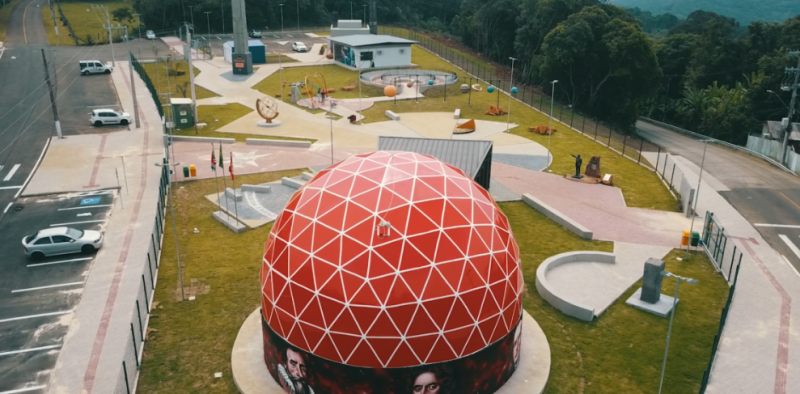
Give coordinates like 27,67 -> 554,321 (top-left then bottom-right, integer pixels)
79,60 -> 113,75
249,29 -> 262,38
292,42 -> 308,52
22,227 -> 104,258
146,30 -> 156,40
90,109 -> 132,127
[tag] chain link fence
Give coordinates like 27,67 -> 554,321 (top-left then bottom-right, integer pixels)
130,52 -> 163,118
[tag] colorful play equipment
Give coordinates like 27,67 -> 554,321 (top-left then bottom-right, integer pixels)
511,87 -> 519,94
486,105 -> 507,115
487,85 -> 496,93
384,85 -> 397,97
453,119 -> 476,134
303,72 -> 329,109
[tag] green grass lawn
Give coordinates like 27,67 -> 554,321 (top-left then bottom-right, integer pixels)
502,201 -> 729,394
266,53 -> 298,63
312,31 -> 330,36
0,0 -> 24,43
137,193 -> 726,393
358,46 -> 678,212
141,60 -> 219,100
173,103 -> 316,144
377,26 -> 495,71
41,2 -> 138,46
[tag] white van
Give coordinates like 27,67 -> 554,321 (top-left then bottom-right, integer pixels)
79,60 -> 113,75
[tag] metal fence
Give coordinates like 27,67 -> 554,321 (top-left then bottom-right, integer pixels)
53,0 -> 80,45
130,53 -> 164,118
698,211 -> 743,393
379,26 -> 662,169
113,164 -> 170,394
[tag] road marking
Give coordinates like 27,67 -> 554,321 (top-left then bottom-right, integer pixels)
23,0 -> 30,45
780,255 -> 800,279
0,385 -> 48,394
754,224 -> 800,229
0,344 -> 61,357
3,164 -> 20,181
11,282 -> 83,293
50,220 -> 105,227
0,47 -> 5,61
86,105 -> 120,108
0,310 -> 72,324
3,203 -> 11,213
779,234 -> 800,261
0,185 -> 22,190
28,257 -> 92,268
779,191 -> 800,212
16,137 -> 50,199
77,212 -> 92,217
57,204 -> 112,211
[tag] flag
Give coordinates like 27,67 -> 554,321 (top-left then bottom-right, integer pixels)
211,144 -> 216,171
219,143 -> 223,174
229,152 -> 234,181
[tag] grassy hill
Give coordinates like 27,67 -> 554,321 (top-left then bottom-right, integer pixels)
613,0 -> 800,24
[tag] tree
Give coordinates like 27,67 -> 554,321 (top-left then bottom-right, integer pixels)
656,33 -> 697,98
112,7 -> 135,24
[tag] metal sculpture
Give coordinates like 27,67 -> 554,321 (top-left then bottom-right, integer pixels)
256,96 -> 280,123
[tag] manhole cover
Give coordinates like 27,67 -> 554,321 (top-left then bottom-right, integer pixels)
13,205 -> 23,211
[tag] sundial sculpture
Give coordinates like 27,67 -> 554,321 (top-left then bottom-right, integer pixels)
256,96 -> 281,127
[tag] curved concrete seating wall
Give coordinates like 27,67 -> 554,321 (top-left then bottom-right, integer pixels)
535,251 -> 615,322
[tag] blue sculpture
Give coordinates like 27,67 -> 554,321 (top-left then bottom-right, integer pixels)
487,85 -> 495,93
511,87 -> 518,94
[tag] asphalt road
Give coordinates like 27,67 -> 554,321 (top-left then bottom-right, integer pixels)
0,190 -> 114,393
637,120 -> 800,275
204,34 -> 328,57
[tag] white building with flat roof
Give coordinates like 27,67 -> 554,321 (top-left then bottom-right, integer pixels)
330,19 -> 370,37
328,35 -> 416,69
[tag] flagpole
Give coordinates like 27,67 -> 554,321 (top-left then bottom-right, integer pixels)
212,143 -> 223,214
220,144 -> 230,218
230,152 -> 239,221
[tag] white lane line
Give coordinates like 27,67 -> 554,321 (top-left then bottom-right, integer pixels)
3,202 -> 11,213
780,255 -> 800,279
49,220 -> 105,227
15,137 -> 50,199
28,257 -> 91,267
57,204 -> 112,211
77,212 -> 91,217
0,185 -> 22,190
0,385 -> 48,394
11,282 -> 83,293
0,344 -> 61,357
0,310 -> 72,324
755,223 -> 800,229
3,164 -> 20,181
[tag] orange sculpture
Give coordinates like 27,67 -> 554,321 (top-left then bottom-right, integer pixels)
485,105 -> 507,115
528,125 -> 557,135
453,119 -> 476,134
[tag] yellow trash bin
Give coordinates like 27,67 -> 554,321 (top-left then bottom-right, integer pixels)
189,164 -> 197,178
681,230 -> 690,246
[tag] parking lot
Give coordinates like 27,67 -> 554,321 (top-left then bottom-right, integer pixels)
202,34 -> 328,57
0,190 -> 115,393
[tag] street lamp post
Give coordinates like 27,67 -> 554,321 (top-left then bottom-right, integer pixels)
363,4 -> 367,26
547,80 -> 558,169
188,5 -> 195,29
279,4 -> 284,38
350,2 -> 353,19
205,12 -> 212,35
220,0 -> 225,35
658,271 -> 699,394
686,139 -> 710,260
296,0 -> 300,32
506,57 -> 516,133
155,160 -> 186,301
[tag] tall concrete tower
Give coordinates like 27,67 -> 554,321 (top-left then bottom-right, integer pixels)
231,0 -> 253,75
369,1 -> 377,34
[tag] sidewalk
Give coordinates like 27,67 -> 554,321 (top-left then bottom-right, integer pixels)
46,61 -> 166,394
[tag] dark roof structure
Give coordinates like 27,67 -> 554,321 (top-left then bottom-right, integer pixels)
763,120 -> 800,141
377,136 -> 493,189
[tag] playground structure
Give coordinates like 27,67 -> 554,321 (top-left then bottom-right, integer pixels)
289,72 -> 336,110
360,69 -> 457,93
454,119 -> 477,134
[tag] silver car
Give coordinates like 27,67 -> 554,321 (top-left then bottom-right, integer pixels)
22,227 -> 104,259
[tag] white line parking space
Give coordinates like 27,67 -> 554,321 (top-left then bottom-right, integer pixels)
57,204 -> 112,211
27,257 -> 91,268
0,345 -> 61,357
0,186 -> 22,190
755,223 -> 800,229
11,282 -> 83,293
779,234 -> 800,258
49,220 -> 105,227
0,311 -> 72,324
0,385 -> 48,394
2,165 -> 20,182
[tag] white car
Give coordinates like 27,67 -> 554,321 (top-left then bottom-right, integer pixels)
146,30 -> 156,40
22,227 -> 104,259
291,42 -> 307,52
90,109 -> 132,127
79,60 -> 113,75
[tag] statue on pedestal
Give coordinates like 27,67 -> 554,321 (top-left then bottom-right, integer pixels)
571,154 -> 583,179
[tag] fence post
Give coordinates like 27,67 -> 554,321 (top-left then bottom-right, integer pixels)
540,94 -> 544,112
607,125 -> 613,147
136,300 -> 145,342
663,152 -> 669,175
559,104 -> 563,120
581,115 -> 586,134
728,246 -> 737,281
147,254 -> 155,289
669,164 -> 676,190
141,275 -> 150,312
638,138 -> 644,164
570,109 -> 574,128
123,361 -> 131,394
130,324 -> 140,368
655,146 -> 661,173
594,121 -> 599,140
622,134 -> 628,156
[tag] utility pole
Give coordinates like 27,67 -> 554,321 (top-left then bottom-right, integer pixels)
369,1 -> 377,34
205,11 -> 212,35
128,53 -> 140,129
186,24 -> 199,123
133,13 -> 142,39
188,5 -> 195,29
362,4 -> 367,26
41,49 -> 62,139
221,0 -> 225,35
48,0 -> 58,36
279,4 -> 284,37
92,5 -> 116,67
780,50 -> 800,165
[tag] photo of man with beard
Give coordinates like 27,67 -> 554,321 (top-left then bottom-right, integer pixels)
277,346 -> 316,394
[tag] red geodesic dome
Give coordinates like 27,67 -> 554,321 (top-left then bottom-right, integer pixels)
260,151 -> 523,368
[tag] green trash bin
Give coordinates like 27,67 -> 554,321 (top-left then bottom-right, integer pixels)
183,166 -> 190,178
690,231 -> 700,247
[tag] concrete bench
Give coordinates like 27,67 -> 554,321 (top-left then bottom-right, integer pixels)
245,138 -> 312,148
241,184 -> 271,193
385,110 -> 400,121
225,187 -> 243,202
212,211 -> 246,233
454,109 -> 461,119
165,135 -> 235,144
522,193 -> 592,240
535,251 -> 616,321
301,172 -> 315,181
281,177 -> 306,189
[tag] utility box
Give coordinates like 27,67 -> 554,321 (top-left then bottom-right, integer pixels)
170,98 -> 194,129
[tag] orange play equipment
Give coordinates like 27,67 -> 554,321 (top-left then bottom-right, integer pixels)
528,125 -> 557,135
303,72 -> 330,109
453,119 -> 476,134
485,105 -> 507,115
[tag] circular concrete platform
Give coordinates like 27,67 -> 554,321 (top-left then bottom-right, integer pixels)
257,120 -> 282,128
231,308 -> 551,394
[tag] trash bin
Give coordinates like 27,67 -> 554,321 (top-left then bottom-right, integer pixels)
690,231 -> 700,247
681,230 -> 690,246
189,165 -> 197,178
183,166 -> 190,178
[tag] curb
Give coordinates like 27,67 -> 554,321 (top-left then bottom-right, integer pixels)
245,138 -> 311,148
166,135 -> 235,144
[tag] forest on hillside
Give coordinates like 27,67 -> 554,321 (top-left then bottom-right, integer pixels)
612,0 -> 800,25
129,0 -> 800,143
